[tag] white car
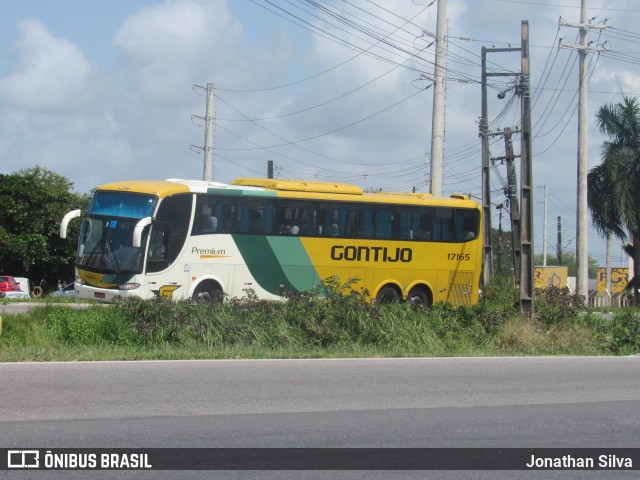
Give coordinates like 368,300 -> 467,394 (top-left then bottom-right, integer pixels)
51,283 -> 77,298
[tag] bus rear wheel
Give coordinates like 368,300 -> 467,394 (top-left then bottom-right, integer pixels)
406,287 -> 432,309
375,286 -> 400,304
192,281 -> 223,303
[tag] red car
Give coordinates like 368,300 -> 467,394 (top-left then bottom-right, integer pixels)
0,276 -> 22,293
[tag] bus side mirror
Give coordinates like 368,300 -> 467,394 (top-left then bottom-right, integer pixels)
60,210 -> 82,239
133,217 -> 154,248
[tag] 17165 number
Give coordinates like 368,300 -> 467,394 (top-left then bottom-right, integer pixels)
448,253 -> 471,261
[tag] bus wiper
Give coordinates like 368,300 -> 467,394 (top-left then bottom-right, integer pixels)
104,230 -> 120,274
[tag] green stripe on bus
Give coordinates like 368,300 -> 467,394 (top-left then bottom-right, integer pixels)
232,235 -> 320,295
207,188 -> 277,197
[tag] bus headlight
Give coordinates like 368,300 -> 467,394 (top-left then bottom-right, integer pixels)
118,283 -> 141,291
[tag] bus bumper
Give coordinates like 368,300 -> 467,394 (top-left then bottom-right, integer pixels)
77,285 -> 146,303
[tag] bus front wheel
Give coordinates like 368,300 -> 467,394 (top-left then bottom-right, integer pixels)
375,286 -> 400,304
192,281 -> 223,303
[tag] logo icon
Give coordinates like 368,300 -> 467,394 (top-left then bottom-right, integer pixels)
8,450 -> 39,468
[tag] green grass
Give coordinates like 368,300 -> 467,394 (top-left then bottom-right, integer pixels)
0,277 -> 638,362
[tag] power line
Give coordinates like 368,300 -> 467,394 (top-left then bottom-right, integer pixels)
215,87 -> 429,151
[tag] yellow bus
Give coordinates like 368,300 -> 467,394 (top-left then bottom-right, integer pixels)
60,178 -> 482,307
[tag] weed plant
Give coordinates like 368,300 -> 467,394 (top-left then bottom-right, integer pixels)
0,276 -> 638,361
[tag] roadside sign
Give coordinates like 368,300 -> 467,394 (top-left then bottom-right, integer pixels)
597,267 -> 628,293
534,266 -> 568,289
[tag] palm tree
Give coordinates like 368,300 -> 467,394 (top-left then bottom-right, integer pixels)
588,96 -> 640,300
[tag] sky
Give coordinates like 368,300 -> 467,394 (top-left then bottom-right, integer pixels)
1,0 -> 639,268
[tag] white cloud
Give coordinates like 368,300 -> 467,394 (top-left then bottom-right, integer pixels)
113,0 -> 242,103
0,19 -> 98,110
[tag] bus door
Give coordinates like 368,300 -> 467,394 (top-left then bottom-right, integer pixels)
144,194 -> 193,300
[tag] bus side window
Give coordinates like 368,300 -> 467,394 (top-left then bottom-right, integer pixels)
219,203 -> 235,233
279,200 -> 315,236
146,226 -> 170,273
149,229 -> 168,260
358,207 -> 374,238
374,208 -> 394,239
249,210 -> 262,233
456,209 -> 479,242
202,215 -> 217,233
192,196 -> 236,235
434,207 -> 453,241
344,209 -> 356,237
238,198 -> 276,235
399,209 -> 423,241
418,209 -> 433,241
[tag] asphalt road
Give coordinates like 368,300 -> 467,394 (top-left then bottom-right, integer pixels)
1,356 -> 639,479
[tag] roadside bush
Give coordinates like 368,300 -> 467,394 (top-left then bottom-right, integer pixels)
280,277 -> 380,346
474,275 -> 518,333
534,287 -> 586,326
118,297 -> 213,345
597,310 -> 640,354
46,306 -> 133,345
214,291 -> 305,348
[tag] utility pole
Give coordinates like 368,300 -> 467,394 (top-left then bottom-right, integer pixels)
559,2 -> 610,300
576,1 -> 589,301
267,160 -> 274,179
497,204 -> 503,273
557,216 -> 562,266
575,1 -> 589,300
480,45 -> 521,286
606,235 -> 612,304
504,128 -> 521,280
429,0 -> 447,197
191,83 -> 215,181
203,83 -> 215,182
489,128 -> 522,280
519,20 -> 534,313
480,47 -> 493,285
539,185 -> 548,266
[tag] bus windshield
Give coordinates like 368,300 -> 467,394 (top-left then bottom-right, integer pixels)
88,191 -> 156,218
77,192 -> 157,274
77,217 -> 148,273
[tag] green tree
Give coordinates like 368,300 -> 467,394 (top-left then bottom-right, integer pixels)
588,96 -> 640,297
0,166 -> 89,290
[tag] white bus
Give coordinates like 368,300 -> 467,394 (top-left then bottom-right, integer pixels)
61,178 -> 482,307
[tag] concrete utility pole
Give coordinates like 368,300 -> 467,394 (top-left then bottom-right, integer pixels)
559,1 -> 609,299
203,83 -> 215,182
503,128 -> 521,280
557,216 -> 562,265
480,47 -> 493,284
489,128 -> 522,280
429,0 -> 447,197
480,46 -> 521,286
606,235 -> 612,304
519,20 -> 534,313
576,1 -> 589,300
267,160 -> 274,179
540,185 -> 548,266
